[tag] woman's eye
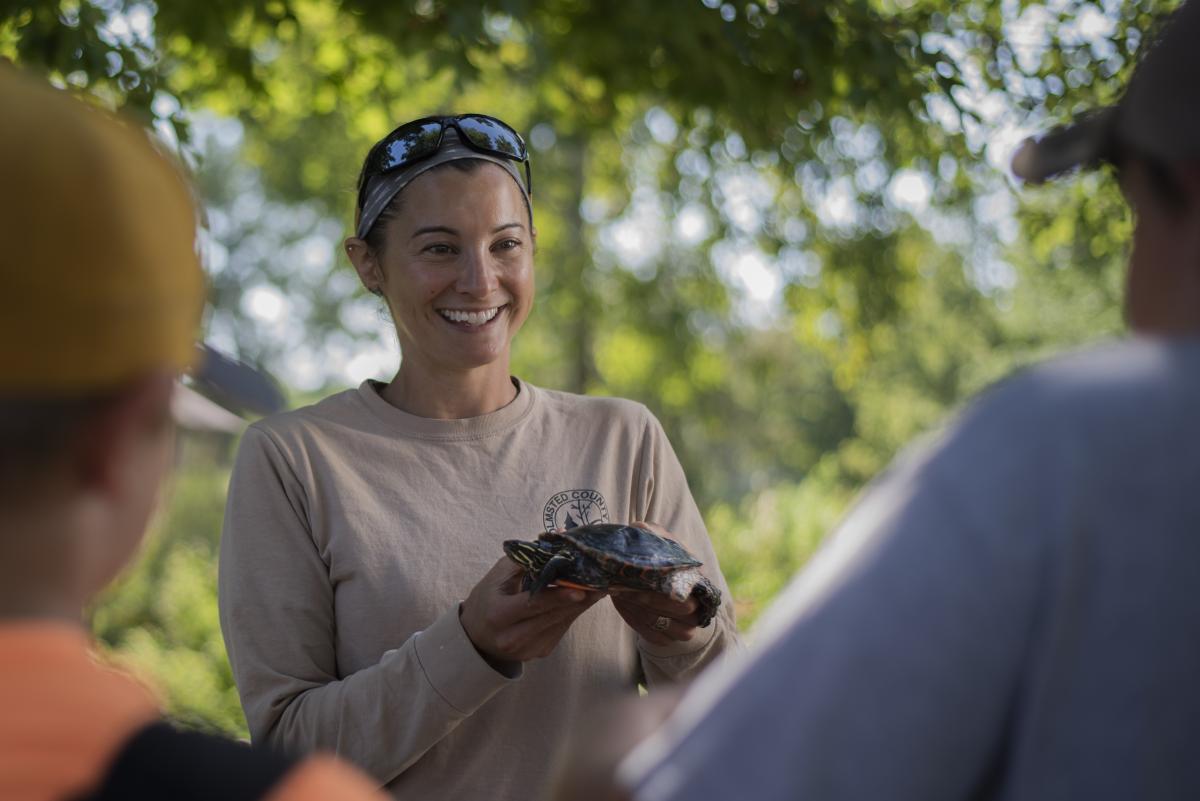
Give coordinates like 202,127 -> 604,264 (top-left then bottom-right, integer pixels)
425,243 -> 454,255
495,238 -> 520,251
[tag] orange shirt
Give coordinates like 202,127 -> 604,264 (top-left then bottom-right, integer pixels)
0,621 -> 385,801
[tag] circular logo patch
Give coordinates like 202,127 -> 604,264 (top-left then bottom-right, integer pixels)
543,489 -> 610,531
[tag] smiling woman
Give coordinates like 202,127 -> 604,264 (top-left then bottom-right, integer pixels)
216,114 -> 739,800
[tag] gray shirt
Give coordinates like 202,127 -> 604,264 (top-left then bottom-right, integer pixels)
622,338 -> 1200,801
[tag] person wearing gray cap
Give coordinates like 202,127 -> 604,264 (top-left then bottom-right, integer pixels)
217,114 -> 738,799
555,5 -> 1200,801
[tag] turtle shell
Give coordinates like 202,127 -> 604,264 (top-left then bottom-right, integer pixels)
541,523 -> 702,574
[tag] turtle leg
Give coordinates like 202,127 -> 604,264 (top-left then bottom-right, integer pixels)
529,553 -> 575,595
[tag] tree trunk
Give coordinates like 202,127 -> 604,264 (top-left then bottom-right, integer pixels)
560,136 -> 596,394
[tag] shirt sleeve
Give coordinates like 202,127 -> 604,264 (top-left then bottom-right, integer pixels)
218,426 -> 518,786
619,399 -> 1050,801
633,411 -> 743,684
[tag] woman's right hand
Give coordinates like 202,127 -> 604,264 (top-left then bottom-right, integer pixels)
460,556 -> 603,672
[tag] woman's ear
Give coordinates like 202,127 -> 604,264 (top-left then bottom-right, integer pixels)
344,237 -> 384,296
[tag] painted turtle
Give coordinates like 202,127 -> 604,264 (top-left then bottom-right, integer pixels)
503,523 -> 722,628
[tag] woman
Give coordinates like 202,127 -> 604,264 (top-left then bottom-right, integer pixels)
218,114 -> 738,800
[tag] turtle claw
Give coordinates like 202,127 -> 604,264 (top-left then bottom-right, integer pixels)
530,553 -> 574,595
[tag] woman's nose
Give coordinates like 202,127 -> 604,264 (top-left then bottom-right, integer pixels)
456,249 -> 501,297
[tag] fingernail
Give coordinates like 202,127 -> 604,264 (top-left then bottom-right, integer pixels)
568,590 -> 585,602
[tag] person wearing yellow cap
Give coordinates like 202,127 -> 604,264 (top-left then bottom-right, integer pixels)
0,65 -> 387,800
557,3 -> 1200,801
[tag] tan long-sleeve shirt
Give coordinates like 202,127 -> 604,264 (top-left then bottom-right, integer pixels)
218,379 -> 737,800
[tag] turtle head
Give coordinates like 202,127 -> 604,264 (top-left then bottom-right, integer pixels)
503,539 -> 553,573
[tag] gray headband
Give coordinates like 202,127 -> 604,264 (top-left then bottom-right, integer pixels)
355,127 -> 531,240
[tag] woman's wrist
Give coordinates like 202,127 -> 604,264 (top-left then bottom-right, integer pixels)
458,601 -> 522,677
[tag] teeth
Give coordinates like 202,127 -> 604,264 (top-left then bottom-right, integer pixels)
439,307 -> 500,326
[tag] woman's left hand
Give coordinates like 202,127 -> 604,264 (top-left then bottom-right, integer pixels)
610,521 -> 705,647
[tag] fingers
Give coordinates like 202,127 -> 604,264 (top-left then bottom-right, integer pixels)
483,591 -> 603,661
611,594 -> 699,645
515,592 -> 603,645
487,555 -> 527,592
611,589 -> 698,620
463,556 -> 606,666
485,581 -> 592,630
509,585 -> 599,622
612,600 -> 676,647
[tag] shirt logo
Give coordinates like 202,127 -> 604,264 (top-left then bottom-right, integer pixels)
543,489 -> 610,531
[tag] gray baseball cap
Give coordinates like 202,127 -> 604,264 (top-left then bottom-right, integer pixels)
1012,0 -> 1200,183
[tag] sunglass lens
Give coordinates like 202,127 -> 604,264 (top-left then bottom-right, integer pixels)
379,121 -> 444,172
457,116 -> 526,159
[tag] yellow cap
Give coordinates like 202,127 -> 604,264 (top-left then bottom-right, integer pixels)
0,66 -> 204,393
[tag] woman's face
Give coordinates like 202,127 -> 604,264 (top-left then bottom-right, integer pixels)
356,162 -> 535,377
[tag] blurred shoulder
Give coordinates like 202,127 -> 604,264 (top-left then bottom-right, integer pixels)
927,337 -> 1200,477
967,337 -> 1200,425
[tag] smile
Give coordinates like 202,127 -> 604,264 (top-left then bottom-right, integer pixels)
437,306 -> 503,327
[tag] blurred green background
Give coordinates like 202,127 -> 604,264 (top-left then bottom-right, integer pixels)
2,0 -> 1171,738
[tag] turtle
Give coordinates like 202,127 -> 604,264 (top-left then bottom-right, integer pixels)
502,523 -> 722,628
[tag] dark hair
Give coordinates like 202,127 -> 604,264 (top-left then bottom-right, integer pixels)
354,158 -> 534,256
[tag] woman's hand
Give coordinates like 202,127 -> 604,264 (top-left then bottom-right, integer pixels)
460,556 -> 604,672
610,521 -> 705,647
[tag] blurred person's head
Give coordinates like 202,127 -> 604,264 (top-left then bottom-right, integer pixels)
0,66 -> 204,617
343,115 -> 536,378
1012,0 -> 1200,335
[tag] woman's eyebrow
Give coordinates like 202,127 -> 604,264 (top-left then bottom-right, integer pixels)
411,222 -> 524,239
412,225 -> 458,238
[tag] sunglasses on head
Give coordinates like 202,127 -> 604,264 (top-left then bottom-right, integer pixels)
358,114 -> 531,210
